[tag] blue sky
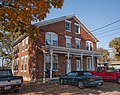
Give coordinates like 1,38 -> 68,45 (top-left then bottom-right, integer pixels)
44,0 -> 120,50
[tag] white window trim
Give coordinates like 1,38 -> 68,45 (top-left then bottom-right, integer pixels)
75,23 -> 80,34
75,38 -> 81,49
86,41 -> 93,50
65,20 -> 71,23
21,56 -> 24,72
45,32 -> 58,46
24,55 -> 28,72
65,36 -> 72,48
86,57 -> 94,70
22,39 -> 25,52
53,54 -> 58,71
17,43 -> 20,54
25,37 -> 29,51
65,35 -> 72,39
65,20 -> 71,32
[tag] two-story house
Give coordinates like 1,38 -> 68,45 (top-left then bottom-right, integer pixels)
12,14 -> 102,81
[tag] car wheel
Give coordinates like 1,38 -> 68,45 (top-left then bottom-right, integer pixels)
78,81 -> 85,89
60,79 -> 64,85
14,89 -> 19,93
117,77 -> 120,84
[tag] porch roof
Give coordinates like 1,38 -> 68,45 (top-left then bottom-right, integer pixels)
41,46 -> 102,57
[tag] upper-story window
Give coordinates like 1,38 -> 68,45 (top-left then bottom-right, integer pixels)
65,20 -> 71,32
75,38 -> 80,49
65,36 -> 71,48
75,23 -> 80,34
17,43 -> 20,53
22,39 -> 25,51
86,41 -> 93,50
46,32 -> 58,46
25,37 -> 28,50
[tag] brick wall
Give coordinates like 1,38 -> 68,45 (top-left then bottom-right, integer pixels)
13,17 -> 98,80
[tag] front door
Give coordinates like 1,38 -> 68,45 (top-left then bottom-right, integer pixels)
76,60 -> 80,71
66,59 -> 71,74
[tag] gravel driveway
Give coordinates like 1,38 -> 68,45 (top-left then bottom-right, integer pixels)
3,81 -> 120,95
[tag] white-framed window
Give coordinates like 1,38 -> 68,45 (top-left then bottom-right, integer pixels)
65,36 -> 72,48
45,55 -> 58,71
75,23 -> 80,34
25,37 -> 29,50
21,57 -> 24,72
17,43 -> 20,54
65,20 -> 71,32
86,41 -> 93,50
22,39 -> 25,51
46,32 -> 58,46
75,38 -> 80,49
76,60 -> 81,71
21,56 -> 28,72
86,57 -> 94,70
24,55 -> 28,72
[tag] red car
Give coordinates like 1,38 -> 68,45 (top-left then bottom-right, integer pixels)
89,66 -> 120,83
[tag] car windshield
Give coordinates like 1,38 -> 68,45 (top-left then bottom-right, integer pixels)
0,70 -> 12,77
83,72 -> 92,76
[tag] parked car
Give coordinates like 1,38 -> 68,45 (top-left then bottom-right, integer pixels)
0,69 -> 23,93
59,71 -> 103,89
89,66 -> 120,83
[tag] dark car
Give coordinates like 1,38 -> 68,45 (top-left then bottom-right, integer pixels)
59,71 -> 103,89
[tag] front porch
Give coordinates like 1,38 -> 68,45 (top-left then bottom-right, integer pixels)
41,46 -> 102,82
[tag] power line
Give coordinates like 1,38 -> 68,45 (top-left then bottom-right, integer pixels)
92,19 -> 120,32
80,24 -> 120,37
94,24 -> 120,33
95,27 -> 120,35
98,31 -> 120,38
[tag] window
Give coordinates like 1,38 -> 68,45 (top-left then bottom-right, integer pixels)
45,55 -> 58,71
26,37 -> 28,49
86,57 -> 94,70
97,67 -> 105,72
75,38 -> 80,49
65,20 -> 71,32
53,55 -> 58,70
21,56 -> 28,72
86,41 -> 93,50
67,72 -> 78,77
24,56 -> 28,72
22,39 -> 25,51
14,59 -> 19,71
83,72 -> 92,76
21,57 -> 25,71
65,36 -> 71,48
75,23 -> 80,34
46,32 -> 58,46
16,43 -> 20,54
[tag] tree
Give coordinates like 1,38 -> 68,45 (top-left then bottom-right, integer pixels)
97,47 -> 110,62
0,0 -> 64,38
109,37 -> 120,61
0,31 -> 12,67
0,0 -> 64,66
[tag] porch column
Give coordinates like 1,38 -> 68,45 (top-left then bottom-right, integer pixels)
50,49 -> 53,79
92,53 -> 95,70
67,50 -> 70,62
81,52 -> 83,71
43,52 -> 46,83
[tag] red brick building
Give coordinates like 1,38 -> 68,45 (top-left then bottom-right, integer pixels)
13,15 -> 102,81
